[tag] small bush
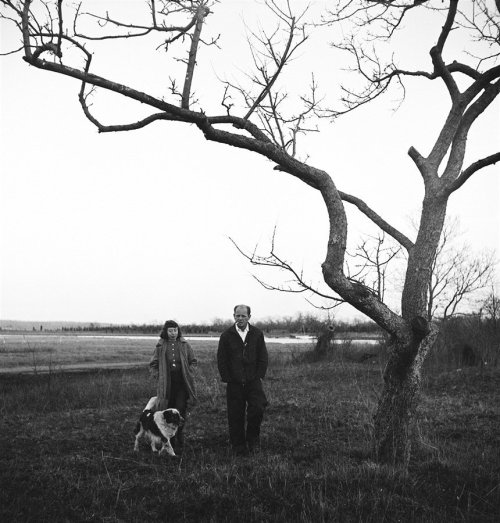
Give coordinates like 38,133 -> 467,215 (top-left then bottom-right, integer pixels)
427,315 -> 500,371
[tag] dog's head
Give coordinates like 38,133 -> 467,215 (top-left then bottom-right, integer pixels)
162,408 -> 184,426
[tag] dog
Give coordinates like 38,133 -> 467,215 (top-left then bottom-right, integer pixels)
133,396 -> 184,456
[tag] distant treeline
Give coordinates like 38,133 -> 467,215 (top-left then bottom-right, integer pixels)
61,313 -> 383,336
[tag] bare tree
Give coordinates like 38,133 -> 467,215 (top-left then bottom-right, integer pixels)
480,288 -> 500,366
348,220 -> 495,320
428,232 -> 495,320
1,0 -> 499,467
481,288 -> 500,324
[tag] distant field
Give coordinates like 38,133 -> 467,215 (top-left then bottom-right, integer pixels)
0,334 -> 315,372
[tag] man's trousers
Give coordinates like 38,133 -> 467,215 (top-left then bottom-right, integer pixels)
226,379 -> 268,449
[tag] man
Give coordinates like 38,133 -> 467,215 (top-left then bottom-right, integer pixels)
217,304 -> 269,455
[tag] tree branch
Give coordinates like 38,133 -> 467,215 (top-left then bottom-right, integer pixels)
244,0 -> 308,119
73,1 -> 201,41
339,191 -> 414,252
408,146 -> 430,181
440,79 -> 500,188
182,3 -> 210,109
228,234 -> 344,304
447,152 -> 500,194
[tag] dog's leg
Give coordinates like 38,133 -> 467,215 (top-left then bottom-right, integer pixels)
133,434 -> 141,452
159,439 -> 176,457
150,434 -> 163,453
133,425 -> 143,452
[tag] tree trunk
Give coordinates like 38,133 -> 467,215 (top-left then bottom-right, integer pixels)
373,328 -> 437,467
371,195 -> 447,467
314,326 -> 335,357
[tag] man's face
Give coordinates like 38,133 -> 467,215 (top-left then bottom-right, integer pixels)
234,306 -> 250,330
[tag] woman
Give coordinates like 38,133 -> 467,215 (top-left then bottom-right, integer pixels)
149,320 -> 197,453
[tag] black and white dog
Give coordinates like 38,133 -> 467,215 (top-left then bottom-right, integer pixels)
133,396 -> 184,456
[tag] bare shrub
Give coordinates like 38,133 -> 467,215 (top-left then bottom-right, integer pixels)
314,325 -> 336,358
427,315 -> 500,371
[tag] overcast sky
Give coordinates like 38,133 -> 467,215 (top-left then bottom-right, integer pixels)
1,1 -> 499,325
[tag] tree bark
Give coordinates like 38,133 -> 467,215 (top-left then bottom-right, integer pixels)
372,190 -> 447,466
373,327 -> 437,467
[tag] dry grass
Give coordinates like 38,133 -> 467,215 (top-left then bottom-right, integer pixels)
0,334 -> 313,371
0,335 -> 499,522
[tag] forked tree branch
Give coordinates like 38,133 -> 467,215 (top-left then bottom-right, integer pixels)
349,233 -> 403,302
272,163 -> 414,252
244,15 -> 306,120
73,0 -> 201,41
228,234 -> 344,305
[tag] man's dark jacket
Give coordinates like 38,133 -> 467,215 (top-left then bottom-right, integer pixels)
217,324 -> 268,384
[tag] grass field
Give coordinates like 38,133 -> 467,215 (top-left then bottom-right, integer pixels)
0,335 -> 499,522
0,334 -> 313,371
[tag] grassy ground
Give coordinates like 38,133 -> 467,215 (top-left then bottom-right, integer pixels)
0,339 -> 499,522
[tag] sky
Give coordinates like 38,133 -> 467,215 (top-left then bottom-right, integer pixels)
0,1 -> 499,325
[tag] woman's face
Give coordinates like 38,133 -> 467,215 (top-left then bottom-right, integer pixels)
167,327 -> 178,340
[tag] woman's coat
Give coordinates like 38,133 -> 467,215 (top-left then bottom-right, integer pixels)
149,337 -> 197,411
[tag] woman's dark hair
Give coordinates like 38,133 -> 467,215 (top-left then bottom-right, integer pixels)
160,320 -> 182,340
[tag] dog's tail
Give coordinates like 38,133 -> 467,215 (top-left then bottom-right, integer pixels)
144,396 -> 158,412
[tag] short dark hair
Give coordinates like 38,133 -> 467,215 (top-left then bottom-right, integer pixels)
233,304 -> 251,316
160,320 -> 182,340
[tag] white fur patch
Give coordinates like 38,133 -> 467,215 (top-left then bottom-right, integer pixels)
144,396 -> 158,411
154,411 -> 179,440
